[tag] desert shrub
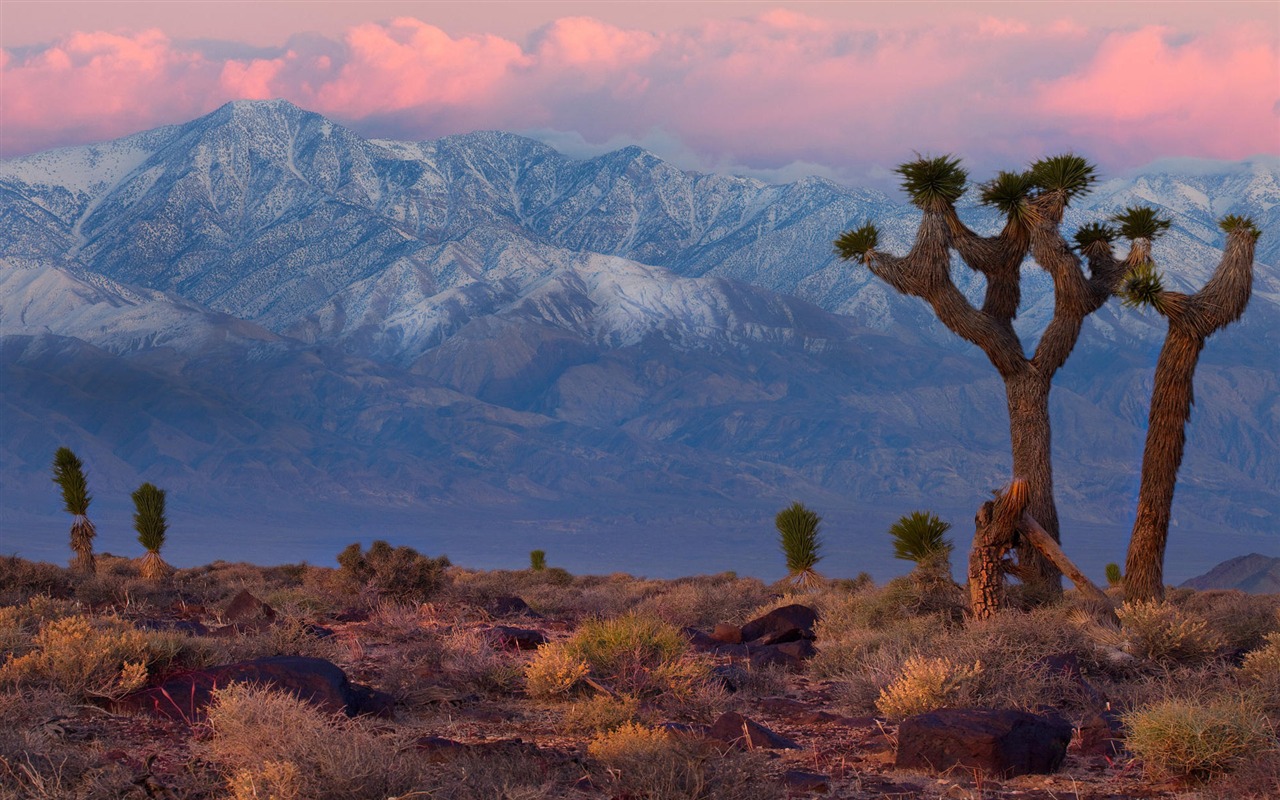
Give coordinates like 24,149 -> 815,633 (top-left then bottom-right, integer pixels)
525,645 -> 591,700
0,615 -> 157,699
565,613 -> 703,699
811,613 -> 941,680
336,540 -> 450,602
848,565 -> 967,628
440,627 -> 521,692
529,549 -> 547,571
1118,600 -> 1222,664
562,693 -> 643,734
0,557 -> 73,605
204,682 -> 428,800
1177,591 -> 1280,653
1201,746 -> 1280,800
1124,696 -> 1273,782
633,575 -> 771,629
889,510 -> 953,565
1241,631 -> 1280,709
587,723 -> 780,800
875,655 -> 982,719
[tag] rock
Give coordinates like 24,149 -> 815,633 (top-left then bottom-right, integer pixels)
749,639 -> 816,671
487,625 -> 548,650
739,604 -> 818,644
1077,710 -> 1125,757
707,711 -> 799,750
222,590 -> 276,625
711,623 -> 743,644
895,708 -> 1072,777
782,770 -> 830,793
114,656 -> 393,722
488,596 -> 540,618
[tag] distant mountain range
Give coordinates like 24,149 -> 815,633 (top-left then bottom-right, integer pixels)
1181,554 -> 1280,594
1,100 -> 1276,579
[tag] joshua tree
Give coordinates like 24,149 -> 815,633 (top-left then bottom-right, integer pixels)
1118,213 -> 1259,602
889,510 -> 953,567
1105,563 -> 1123,587
52,447 -> 96,574
836,154 -> 1140,594
530,549 -> 547,571
776,502 -> 824,588
132,482 -> 172,580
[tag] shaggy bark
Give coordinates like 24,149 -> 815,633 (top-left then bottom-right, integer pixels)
1124,229 -> 1257,602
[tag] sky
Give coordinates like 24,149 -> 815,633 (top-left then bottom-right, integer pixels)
2,1 -> 1277,188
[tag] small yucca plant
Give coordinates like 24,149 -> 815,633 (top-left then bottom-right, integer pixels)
1105,563 -> 1124,587
889,510 -> 953,566
530,549 -> 547,571
52,447 -> 96,575
132,482 -> 172,580
776,502 -> 824,588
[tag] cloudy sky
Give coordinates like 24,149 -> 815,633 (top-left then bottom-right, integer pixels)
3,1 -> 1276,187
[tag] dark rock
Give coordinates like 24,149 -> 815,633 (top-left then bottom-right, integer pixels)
710,664 -> 745,693
740,604 -> 818,644
1077,710 -> 1125,757
489,595 -> 540,618
707,711 -> 799,750
783,770 -> 830,792
114,656 -> 393,722
303,623 -> 336,639
222,590 -> 276,625
749,639 -> 815,671
895,708 -> 1072,777
711,623 -> 743,644
487,625 -> 548,650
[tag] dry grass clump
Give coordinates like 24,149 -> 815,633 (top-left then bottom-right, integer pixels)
440,627 -> 521,692
633,574 -> 771,629
1117,600 -> 1223,665
1241,630 -> 1280,709
875,655 -> 983,719
562,693 -> 643,734
0,614 -> 181,700
204,682 -> 429,800
525,645 -> 591,700
0,557 -> 72,605
566,613 -> 704,699
587,723 -> 780,800
1177,591 -> 1280,653
1124,696 -> 1274,783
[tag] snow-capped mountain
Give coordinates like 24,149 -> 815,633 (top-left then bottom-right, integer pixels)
1,100 -> 1275,578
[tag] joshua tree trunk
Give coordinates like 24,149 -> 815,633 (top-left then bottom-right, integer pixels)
70,516 -> 97,575
837,156 -> 1130,599
1124,220 -> 1258,602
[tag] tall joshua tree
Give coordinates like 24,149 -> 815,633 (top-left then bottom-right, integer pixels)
1118,213 -> 1259,601
132,482 -> 172,580
836,155 -> 1137,594
52,447 -> 96,574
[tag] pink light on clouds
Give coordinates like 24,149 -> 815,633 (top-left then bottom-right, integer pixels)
1,8 -> 1276,183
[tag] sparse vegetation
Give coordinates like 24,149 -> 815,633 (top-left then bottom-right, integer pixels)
336,539 -> 450,601
0,550 -> 1274,799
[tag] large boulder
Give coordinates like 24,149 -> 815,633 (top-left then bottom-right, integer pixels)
895,708 -> 1072,777
707,711 -> 800,750
739,604 -> 818,644
114,656 -> 393,721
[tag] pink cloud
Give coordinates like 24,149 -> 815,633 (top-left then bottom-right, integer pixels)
1036,26 -> 1279,159
2,12 -> 1275,182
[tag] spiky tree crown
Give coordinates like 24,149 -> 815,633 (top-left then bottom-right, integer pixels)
1120,261 -> 1167,312
1113,206 -> 1171,240
52,447 -> 91,516
1028,154 -> 1097,205
834,222 -> 879,262
530,549 -> 547,571
776,502 -> 823,574
1220,214 -> 1261,240
979,170 -> 1037,223
1073,222 -> 1118,252
132,483 -> 168,553
895,155 -> 968,209
889,510 -> 953,564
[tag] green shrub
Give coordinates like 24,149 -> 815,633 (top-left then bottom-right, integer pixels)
587,723 -> 779,800
525,645 -> 591,700
1105,563 -> 1123,586
529,549 -> 547,571
889,510 -> 953,565
562,694 -> 642,734
1124,697 -> 1273,782
565,613 -> 698,699
0,615 -> 157,699
336,540 -> 450,602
